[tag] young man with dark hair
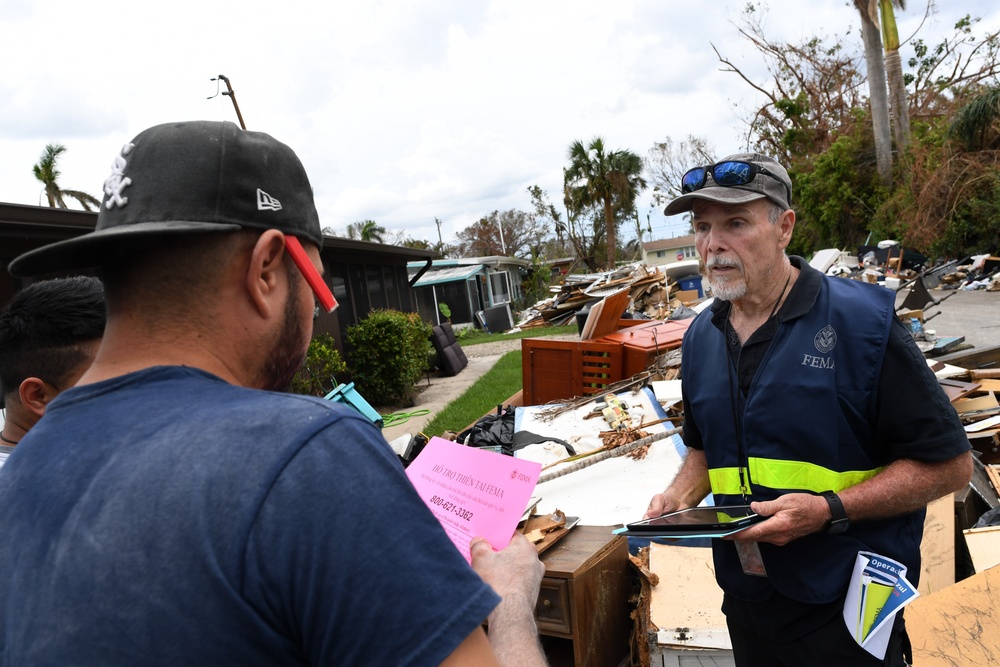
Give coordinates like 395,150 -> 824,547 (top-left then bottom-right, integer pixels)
0,276 -> 105,465
0,121 -> 547,666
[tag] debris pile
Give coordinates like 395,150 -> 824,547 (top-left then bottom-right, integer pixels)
515,263 -> 697,329
814,244 -> 999,292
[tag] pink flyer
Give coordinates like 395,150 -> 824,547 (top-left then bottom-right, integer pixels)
405,437 -> 541,562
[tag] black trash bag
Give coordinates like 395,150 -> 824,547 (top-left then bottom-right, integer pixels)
458,405 -> 579,457
973,505 -> 1000,529
458,405 -> 515,450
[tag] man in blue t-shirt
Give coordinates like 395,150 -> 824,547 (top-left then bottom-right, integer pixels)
0,121 -> 548,666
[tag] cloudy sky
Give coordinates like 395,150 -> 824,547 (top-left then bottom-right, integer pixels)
1,0 -> 996,247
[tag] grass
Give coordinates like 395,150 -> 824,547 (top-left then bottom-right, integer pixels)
457,323 -> 577,347
421,350 -> 523,437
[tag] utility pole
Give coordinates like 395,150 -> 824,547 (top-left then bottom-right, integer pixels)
435,217 -> 443,246
207,75 -> 246,130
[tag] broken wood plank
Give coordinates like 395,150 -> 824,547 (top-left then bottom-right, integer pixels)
963,525 -> 1000,574
907,565 -> 1000,666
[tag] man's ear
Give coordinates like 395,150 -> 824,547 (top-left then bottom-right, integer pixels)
18,377 -> 58,419
245,230 -> 289,320
777,209 -> 796,250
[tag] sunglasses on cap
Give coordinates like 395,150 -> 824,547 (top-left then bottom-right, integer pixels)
285,235 -> 338,315
681,160 -> 791,205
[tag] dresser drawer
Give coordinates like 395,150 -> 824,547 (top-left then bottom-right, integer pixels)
535,577 -> 572,636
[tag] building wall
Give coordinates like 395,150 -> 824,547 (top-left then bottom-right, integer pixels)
644,243 -> 699,267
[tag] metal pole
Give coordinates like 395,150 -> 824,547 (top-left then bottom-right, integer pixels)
209,74 -> 247,130
537,426 -> 682,484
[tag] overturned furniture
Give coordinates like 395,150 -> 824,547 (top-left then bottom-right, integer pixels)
430,323 -> 468,377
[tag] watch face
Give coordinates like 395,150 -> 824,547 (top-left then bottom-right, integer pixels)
828,518 -> 851,535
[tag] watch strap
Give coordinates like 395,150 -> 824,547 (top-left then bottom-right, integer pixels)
822,491 -> 849,534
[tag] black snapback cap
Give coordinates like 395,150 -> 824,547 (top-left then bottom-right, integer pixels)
9,120 -> 322,277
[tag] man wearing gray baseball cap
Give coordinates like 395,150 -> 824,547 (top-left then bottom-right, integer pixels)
644,153 -> 970,665
0,121 -> 547,666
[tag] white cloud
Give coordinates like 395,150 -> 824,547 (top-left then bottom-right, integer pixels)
1,0 -> 995,245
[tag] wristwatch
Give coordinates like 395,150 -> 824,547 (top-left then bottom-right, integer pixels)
822,491 -> 851,535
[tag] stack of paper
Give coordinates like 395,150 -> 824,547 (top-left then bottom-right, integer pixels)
843,551 -> 919,659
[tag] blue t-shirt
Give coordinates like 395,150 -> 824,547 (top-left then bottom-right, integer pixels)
0,366 -> 499,666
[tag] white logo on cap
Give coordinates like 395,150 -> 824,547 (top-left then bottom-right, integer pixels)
104,142 -> 134,210
257,189 -> 282,211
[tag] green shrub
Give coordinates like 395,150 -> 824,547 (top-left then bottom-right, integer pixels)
346,309 -> 432,406
290,334 -> 349,397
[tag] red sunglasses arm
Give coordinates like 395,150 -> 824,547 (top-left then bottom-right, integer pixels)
285,235 -> 337,313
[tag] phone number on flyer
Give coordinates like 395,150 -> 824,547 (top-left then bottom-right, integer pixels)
429,495 -> 474,522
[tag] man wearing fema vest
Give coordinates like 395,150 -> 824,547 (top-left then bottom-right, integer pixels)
644,153 -> 971,666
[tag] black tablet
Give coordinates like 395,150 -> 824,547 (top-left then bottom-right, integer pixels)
625,505 -> 763,533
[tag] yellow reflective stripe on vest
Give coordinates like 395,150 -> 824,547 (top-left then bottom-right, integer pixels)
708,457 -> 883,495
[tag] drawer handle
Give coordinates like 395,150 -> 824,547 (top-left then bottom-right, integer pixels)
542,598 -> 551,608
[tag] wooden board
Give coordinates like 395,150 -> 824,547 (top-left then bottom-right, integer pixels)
938,378 -> 982,403
907,565 -> 1000,666
986,465 -> 1000,496
582,288 -> 631,340
649,543 -> 730,650
971,455 -> 1000,509
919,493 -> 956,595
963,526 -> 1000,574
953,392 -> 999,414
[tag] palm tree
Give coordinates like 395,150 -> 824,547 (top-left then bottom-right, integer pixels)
32,143 -> 101,210
563,137 -> 647,269
880,0 -> 911,151
346,220 -> 387,243
949,86 -> 1000,150
854,0 -> 893,187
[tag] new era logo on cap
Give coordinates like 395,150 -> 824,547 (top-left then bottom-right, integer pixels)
257,189 -> 282,211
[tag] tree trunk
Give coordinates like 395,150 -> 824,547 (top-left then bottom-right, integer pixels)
884,49 -> 911,151
855,0 -> 893,187
880,0 -> 910,151
603,197 -> 616,269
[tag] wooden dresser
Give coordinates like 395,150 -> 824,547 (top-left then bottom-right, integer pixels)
535,526 -> 632,667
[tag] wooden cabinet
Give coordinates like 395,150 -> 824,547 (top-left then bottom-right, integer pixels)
600,320 -> 690,378
536,526 -> 632,667
521,339 -> 623,406
521,319 -> 691,406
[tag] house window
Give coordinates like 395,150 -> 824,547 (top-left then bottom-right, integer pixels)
438,280 -> 473,325
490,272 -> 511,304
367,266 -> 386,310
383,266 -> 401,311
655,250 -> 666,258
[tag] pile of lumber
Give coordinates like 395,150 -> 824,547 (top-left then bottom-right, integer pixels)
516,263 -> 691,329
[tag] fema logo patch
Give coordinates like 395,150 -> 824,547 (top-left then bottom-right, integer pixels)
814,325 -> 837,353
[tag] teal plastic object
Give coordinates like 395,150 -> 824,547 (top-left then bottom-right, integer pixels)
324,382 -> 384,429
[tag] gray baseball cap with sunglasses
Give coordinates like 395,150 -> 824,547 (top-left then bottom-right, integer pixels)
664,152 -> 792,216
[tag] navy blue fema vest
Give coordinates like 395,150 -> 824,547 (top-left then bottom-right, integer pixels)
682,275 -> 925,603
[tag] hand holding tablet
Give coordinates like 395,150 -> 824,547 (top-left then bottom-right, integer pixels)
616,505 -> 766,538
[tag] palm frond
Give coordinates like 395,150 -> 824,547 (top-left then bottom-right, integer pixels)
949,86 -> 1000,150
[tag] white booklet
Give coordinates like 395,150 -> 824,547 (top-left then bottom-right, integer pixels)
843,551 -> 919,660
